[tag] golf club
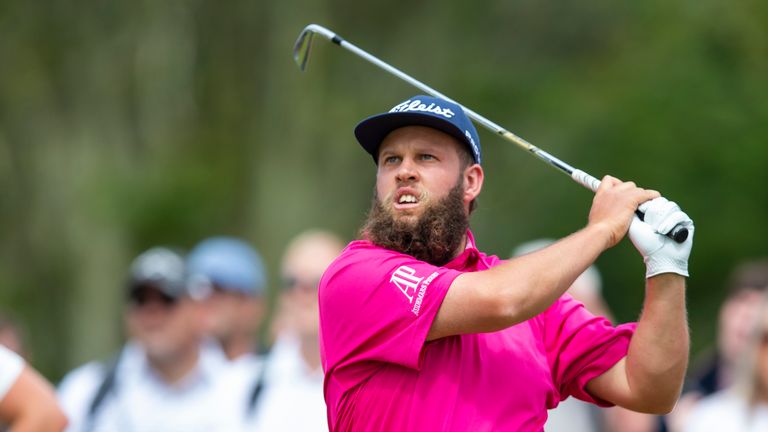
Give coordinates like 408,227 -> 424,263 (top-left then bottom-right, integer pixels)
293,24 -> 688,243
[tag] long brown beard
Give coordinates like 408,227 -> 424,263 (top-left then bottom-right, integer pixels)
360,181 -> 469,266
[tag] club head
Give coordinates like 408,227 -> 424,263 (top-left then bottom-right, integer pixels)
293,27 -> 315,71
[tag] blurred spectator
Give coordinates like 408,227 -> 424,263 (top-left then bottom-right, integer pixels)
671,259 -> 768,432
57,247 -> 243,432
187,237 -> 267,362
0,313 -> 27,359
1,344 -> 68,431
187,236 -> 268,418
513,239 -> 657,432
249,229 -> 345,431
683,296 -> 768,430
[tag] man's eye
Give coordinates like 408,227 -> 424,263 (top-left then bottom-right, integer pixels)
383,156 -> 400,164
420,154 -> 436,161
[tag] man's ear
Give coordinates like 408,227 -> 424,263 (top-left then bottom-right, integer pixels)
463,164 -> 484,203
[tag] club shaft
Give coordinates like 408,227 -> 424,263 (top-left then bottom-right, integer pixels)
330,32 -> 584,180
300,25 -> 687,242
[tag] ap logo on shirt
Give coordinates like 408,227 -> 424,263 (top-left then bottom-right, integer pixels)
390,266 -> 423,303
390,266 -> 439,316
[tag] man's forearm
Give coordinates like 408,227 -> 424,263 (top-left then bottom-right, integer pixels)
625,274 -> 689,413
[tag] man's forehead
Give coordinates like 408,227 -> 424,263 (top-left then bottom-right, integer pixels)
379,126 -> 463,152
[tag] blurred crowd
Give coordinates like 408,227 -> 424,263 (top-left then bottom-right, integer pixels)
1,229 -> 344,432
1,233 -> 767,431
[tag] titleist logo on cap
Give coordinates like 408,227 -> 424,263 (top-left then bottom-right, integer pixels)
465,130 -> 480,158
389,99 -> 456,119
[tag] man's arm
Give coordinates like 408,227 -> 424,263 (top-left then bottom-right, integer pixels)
585,274 -> 688,414
586,195 -> 695,414
0,365 -> 69,432
427,176 -> 660,341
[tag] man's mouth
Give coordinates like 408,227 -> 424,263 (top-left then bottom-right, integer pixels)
394,190 -> 421,210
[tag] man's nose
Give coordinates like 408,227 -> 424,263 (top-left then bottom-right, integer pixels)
395,157 -> 419,183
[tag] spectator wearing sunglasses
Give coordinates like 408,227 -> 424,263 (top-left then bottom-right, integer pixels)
187,237 -> 267,365
187,237 -> 270,422
678,259 -> 768,432
248,229 -> 345,432
57,247 -> 243,432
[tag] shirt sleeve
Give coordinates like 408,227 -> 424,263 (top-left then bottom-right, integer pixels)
320,245 -> 461,381
0,344 -> 24,401
542,294 -> 636,406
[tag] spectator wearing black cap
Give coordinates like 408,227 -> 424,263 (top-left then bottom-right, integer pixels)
57,247 -> 244,432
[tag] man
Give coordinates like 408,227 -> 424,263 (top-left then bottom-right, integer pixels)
318,95 -> 695,431
187,236 -> 267,364
57,247 -> 243,432
1,344 -> 68,431
250,229 -> 344,431
186,236 -> 269,422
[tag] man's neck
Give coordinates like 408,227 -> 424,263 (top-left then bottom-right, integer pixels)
297,332 -> 321,371
449,233 -> 469,262
222,334 -> 257,361
148,347 -> 199,385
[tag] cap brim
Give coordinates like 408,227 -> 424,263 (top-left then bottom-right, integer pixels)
354,112 -> 470,163
128,279 -> 185,299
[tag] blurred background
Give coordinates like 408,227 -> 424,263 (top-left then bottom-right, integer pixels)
0,0 -> 766,381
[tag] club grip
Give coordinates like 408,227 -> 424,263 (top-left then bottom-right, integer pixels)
635,210 -> 689,243
571,170 -> 689,244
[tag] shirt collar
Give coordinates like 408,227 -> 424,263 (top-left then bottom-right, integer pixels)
445,229 -> 481,270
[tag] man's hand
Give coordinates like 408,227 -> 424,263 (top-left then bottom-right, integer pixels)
629,197 -> 694,278
588,176 -> 660,248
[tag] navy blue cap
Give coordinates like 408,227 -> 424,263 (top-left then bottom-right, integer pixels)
354,95 -> 482,164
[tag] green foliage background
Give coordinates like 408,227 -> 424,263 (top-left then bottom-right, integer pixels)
1,0 -> 766,380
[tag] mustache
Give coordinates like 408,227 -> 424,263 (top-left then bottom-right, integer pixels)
360,180 -> 468,266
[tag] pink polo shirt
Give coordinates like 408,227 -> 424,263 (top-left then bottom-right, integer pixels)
319,231 -> 635,431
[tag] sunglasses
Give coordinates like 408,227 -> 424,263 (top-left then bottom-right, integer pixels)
128,286 -> 178,308
282,275 -> 321,291
762,332 -> 768,346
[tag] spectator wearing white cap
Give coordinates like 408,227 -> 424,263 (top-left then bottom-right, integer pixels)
57,247 -> 244,432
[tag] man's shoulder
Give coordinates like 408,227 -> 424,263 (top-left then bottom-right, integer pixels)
326,240 -> 413,275
338,239 -> 402,258
57,357 -> 117,402
56,358 -> 114,425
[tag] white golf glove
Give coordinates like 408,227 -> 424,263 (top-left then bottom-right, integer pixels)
628,197 -> 694,278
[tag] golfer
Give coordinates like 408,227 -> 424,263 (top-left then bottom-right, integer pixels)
318,95 -> 695,431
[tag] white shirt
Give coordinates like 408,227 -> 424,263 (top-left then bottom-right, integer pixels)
57,341 -> 247,432
247,333 -> 327,432
0,345 -> 24,401
545,398 -> 601,432
222,351 -> 266,419
684,390 -> 768,432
